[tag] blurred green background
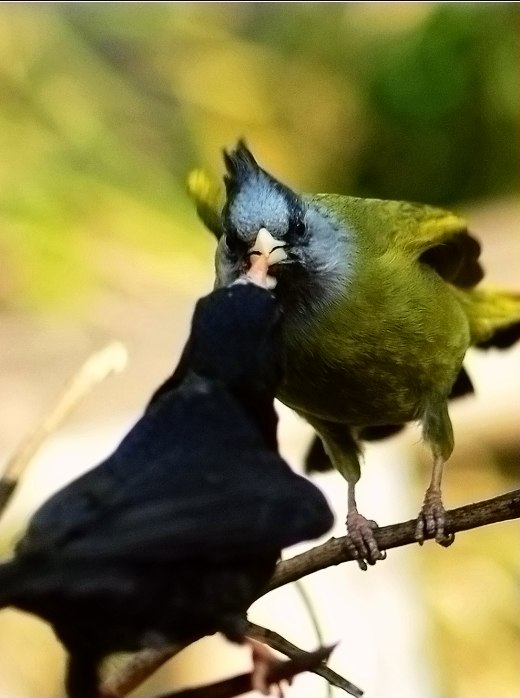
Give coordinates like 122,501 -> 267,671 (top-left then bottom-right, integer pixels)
0,3 -> 519,698
1,2 -> 518,312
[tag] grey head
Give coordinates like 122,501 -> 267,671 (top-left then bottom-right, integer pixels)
222,141 -> 305,248
216,140 -> 352,312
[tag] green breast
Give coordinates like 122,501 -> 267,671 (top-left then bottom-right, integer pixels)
278,255 -> 470,425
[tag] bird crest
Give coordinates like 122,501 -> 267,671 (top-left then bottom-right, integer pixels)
223,139 -> 261,197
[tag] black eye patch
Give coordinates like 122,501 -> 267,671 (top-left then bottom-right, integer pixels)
224,229 -> 249,256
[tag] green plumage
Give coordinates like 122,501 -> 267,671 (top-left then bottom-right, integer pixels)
280,195 -> 471,426
188,143 -> 520,566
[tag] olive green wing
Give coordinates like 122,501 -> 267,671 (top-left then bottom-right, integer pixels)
313,194 -> 483,289
371,198 -> 484,289
186,168 -> 225,240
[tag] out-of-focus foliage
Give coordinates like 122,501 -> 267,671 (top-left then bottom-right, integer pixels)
415,441 -> 520,696
0,2 -> 518,311
354,4 -> 520,203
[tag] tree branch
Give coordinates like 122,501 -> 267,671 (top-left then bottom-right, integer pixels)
100,488 -> 519,697
268,488 -> 520,591
247,622 -> 362,697
100,645 -> 189,698
99,626 -> 347,698
149,644 -> 334,698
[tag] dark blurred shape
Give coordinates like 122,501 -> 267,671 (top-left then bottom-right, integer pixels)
0,282 -> 333,698
476,322 -> 520,349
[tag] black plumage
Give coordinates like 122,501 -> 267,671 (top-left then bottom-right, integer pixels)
0,282 -> 333,698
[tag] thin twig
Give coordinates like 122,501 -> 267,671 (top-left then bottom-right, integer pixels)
100,624 -> 349,698
149,644 -> 335,698
100,644 -> 189,698
247,622 -> 362,697
0,341 -> 128,516
293,580 -> 332,698
268,488 -> 520,591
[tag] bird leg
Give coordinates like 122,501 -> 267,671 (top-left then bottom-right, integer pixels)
415,455 -> 454,547
345,481 -> 387,571
417,401 -> 455,547
302,419 -> 387,571
247,637 -> 290,696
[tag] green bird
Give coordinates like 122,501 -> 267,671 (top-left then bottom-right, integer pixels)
187,141 -> 520,569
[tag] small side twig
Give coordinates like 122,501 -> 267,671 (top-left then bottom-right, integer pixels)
149,644 -> 335,698
293,579 -> 332,698
101,621 -> 361,698
100,644 -> 189,698
0,341 -> 128,517
247,622 -> 362,697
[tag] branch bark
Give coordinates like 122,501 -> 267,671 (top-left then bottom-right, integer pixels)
247,622 -> 362,697
268,488 -> 520,591
100,646 -> 188,698
149,644 -> 334,698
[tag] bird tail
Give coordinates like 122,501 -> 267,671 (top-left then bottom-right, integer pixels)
455,287 -> 520,349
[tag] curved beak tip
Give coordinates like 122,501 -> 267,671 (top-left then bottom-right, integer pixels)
242,228 -> 287,289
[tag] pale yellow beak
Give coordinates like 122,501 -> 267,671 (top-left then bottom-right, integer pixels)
245,228 -> 287,289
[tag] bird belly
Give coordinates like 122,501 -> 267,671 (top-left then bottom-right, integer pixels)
278,283 -> 470,426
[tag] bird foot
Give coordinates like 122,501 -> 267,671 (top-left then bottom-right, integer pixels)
248,638 -> 291,696
345,511 -> 386,571
415,487 -> 454,547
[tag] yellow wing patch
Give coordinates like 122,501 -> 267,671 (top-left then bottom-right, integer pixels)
186,168 -> 224,239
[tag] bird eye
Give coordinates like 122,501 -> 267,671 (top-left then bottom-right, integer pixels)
223,228 -> 248,257
293,220 -> 306,236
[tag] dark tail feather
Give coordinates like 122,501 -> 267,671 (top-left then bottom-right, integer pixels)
449,365 -> 474,398
304,435 -> 333,474
476,321 -> 520,349
358,424 -> 404,442
304,425 -> 405,474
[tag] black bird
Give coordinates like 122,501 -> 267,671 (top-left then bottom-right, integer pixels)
0,281 -> 334,698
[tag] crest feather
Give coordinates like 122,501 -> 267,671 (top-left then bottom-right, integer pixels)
223,140 -> 260,196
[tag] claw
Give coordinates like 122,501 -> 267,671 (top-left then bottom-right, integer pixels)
346,511 -> 386,571
438,532 -> 455,548
415,486 -> 454,547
